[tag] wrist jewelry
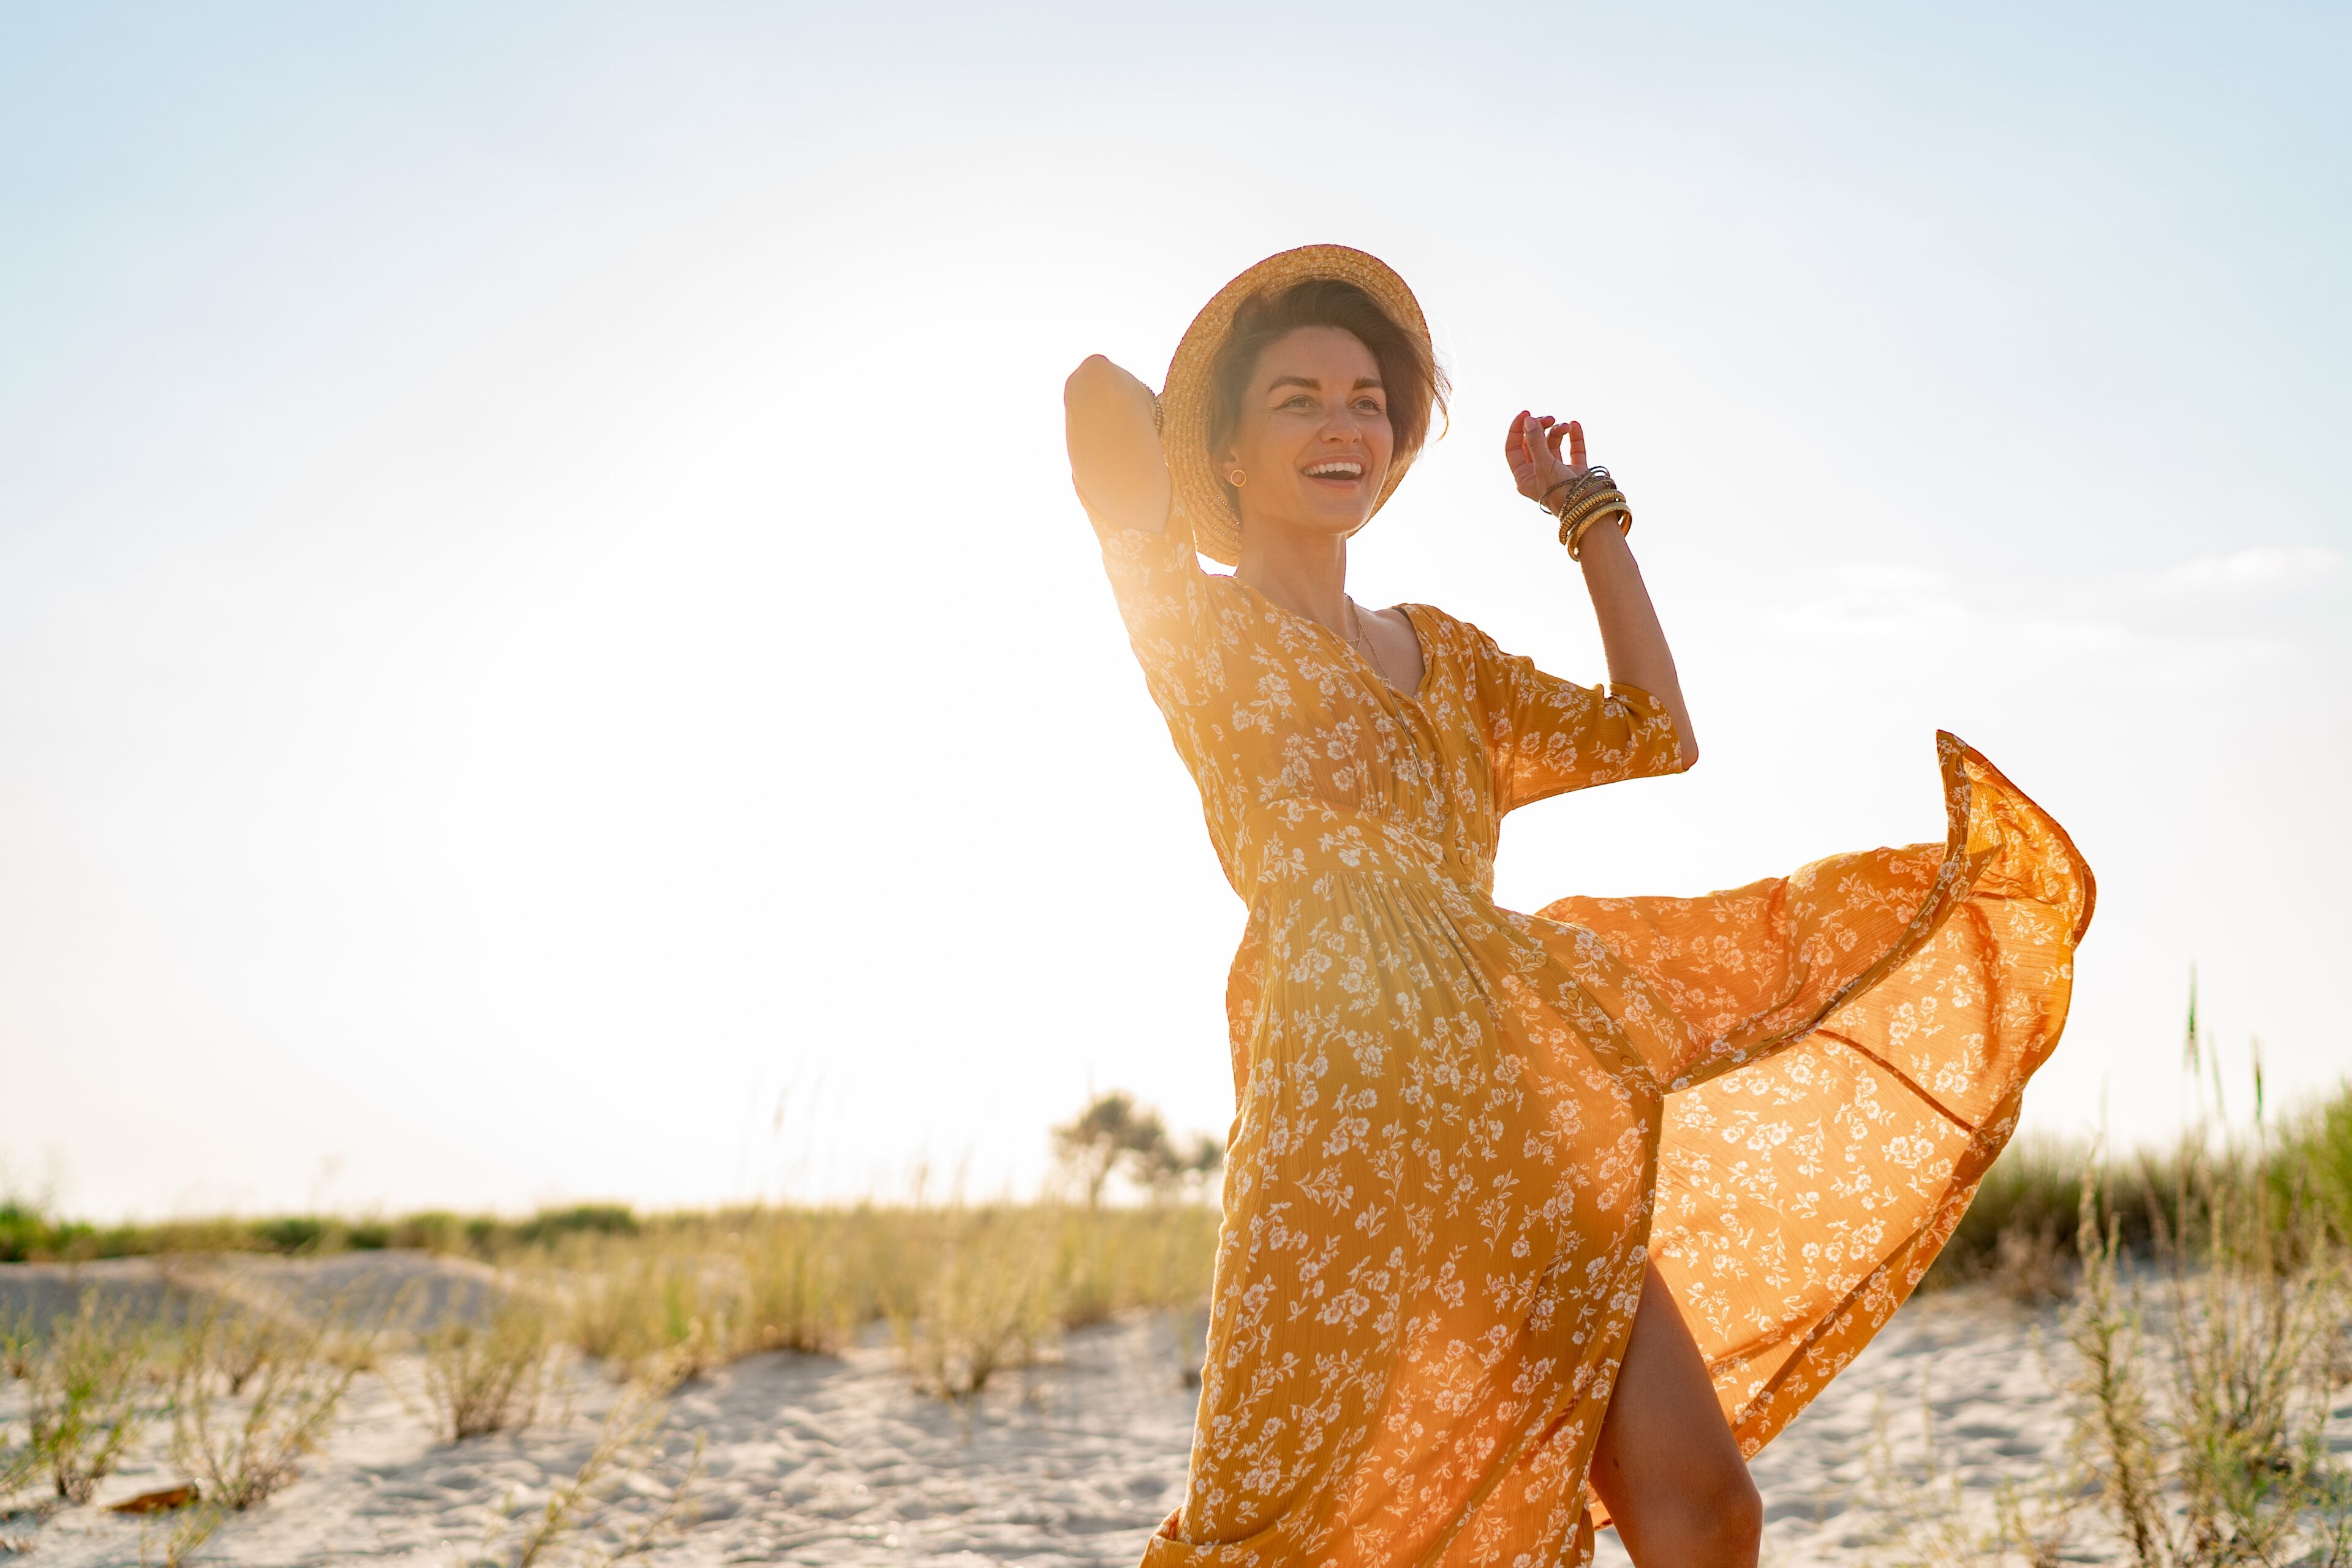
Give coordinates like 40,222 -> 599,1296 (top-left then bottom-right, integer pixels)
1538,466 -> 1632,559
1563,505 -> 1629,560
1537,466 -> 1611,513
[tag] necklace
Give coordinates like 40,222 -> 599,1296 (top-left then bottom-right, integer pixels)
1343,595 -> 1386,684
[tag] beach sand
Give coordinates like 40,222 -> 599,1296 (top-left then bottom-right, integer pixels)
0,1254 -> 2136,1566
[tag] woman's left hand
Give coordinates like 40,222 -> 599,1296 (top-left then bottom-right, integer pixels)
1505,410 -> 1587,509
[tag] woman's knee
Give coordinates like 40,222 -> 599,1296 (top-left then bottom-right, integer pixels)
1613,1460 -> 1760,1567
1687,1464 -> 1763,1565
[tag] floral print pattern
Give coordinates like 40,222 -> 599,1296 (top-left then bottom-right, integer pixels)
1088,503 -> 2094,1568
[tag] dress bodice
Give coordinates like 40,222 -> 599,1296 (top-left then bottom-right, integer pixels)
1090,505 -> 1684,904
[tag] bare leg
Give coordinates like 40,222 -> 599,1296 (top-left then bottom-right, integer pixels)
1588,1264 -> 1763,1567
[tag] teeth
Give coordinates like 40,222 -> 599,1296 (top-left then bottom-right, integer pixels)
1306,462 -> 1363,478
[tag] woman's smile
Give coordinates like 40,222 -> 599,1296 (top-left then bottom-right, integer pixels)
1303,457 -> 1366,489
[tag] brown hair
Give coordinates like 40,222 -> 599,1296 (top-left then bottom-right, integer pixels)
1205,278 -> 1447,497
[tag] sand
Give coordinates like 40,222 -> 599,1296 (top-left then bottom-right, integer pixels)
0,1253 -> 2192,1566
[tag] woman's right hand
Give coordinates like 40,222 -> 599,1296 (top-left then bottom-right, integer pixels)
1504,410 -> 1588,509
1065,356 -> 1171,535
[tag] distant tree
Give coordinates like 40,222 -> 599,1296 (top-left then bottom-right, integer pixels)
1139,1131 -> 1226,1200
1052,1091 -> 1189,1207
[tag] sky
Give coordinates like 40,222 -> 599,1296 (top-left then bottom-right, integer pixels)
2,2 -> 2346,1219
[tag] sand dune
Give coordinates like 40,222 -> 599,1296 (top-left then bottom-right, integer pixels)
0,1254 -> 2204,1566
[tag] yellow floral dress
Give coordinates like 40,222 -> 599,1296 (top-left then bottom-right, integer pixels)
1090,503 -> 2094,1568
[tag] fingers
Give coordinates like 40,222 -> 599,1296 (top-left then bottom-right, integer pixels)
1525,413 -> 1555,464
1505,410 -> 1538,466
1505,411 -> 1594,497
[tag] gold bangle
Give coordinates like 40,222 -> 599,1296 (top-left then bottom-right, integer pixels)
1559,486 -> 1622,524
1555,486 -> 1627,547
1566,506 -> 1631,561
1551,487 -> 1606,534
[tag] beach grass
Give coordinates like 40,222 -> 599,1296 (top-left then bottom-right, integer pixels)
5,1294 -> 151,1505
422,1288 -> 552,1440
9,1089 -> 2352,1366
7,1084 -> 2352,1562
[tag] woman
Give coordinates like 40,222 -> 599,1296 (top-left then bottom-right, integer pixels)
1064,246 -> 2092,1568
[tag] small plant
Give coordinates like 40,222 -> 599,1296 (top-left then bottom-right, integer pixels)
424,1289 -> 551,1442
1988,1213 -> 2073,1307
1,1310 -> 32,1382
564,1254 -> 735,1387
894,1210 -> 1057,1400
140,1500 -> 224,1568
170,1298 -> 373,1512
2068,1124 -> 2352,1566
8,1296 -> 153,1504
198,1308 -> 281,1398
737,1215 -> 845,1356
502,1382 -> 698,1568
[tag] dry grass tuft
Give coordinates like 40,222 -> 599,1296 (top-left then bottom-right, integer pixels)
2067,1129 -> 2352,1567
2,1296 -> 151,1505
169,1294 -> 375,1512
890,1208 -> 1059,1401
513,1200 -> 1218,1400
560,1251 -> 735,1389
423,1286 -> 552,1442
500,1381 -> 699,1568
736,1211 -> 850,1355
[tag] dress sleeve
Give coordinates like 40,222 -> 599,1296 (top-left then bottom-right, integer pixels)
1458,619 -> 1687,813
1082,487 -> 1227,712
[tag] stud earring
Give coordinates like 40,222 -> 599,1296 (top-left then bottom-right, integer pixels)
1229,469 -> 1246,487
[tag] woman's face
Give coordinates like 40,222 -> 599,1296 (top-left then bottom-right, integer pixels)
1222,326 -> 1393,546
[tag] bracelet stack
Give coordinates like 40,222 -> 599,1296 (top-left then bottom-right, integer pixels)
1537,466 -> 1633,560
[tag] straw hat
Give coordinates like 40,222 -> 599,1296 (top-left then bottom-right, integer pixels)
1158,244 -> 1434,567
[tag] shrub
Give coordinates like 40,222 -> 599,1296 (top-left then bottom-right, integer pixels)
2068,1131 -> 2352,1566
251,1216 -> 331,1254
563,1250 -> 734,1387
737,1213 -> 849,1356
171,1298 -> 373,1510
6,1296 -> 153,1504
423,1289 -> 551,1442
893,1208 -> 1058,1401
516,1206 -> 638,1247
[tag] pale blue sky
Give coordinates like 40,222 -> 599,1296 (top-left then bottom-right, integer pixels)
3,3 -> 2346,1217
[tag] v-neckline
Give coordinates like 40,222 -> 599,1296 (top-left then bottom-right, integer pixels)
1227,576 -> 1431,705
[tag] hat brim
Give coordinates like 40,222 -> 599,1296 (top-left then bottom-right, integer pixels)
1158,245 -> 1433,567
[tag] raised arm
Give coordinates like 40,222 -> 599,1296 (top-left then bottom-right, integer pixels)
1064,355 -> 1171,535
1507,412 -> 1699,769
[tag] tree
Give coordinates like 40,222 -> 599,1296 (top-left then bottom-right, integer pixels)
1052,1091 -> 1162,1207
1137,1131 -> 1225,1200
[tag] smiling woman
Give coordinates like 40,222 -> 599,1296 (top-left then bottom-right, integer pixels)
1205,275 -> 1444,528
1063,246 -> 2093,1568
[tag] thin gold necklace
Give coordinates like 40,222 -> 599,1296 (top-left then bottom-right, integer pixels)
1343,595 -> 1385,684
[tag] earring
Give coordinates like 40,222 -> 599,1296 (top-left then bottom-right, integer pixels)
1229,469 -> 1246,488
